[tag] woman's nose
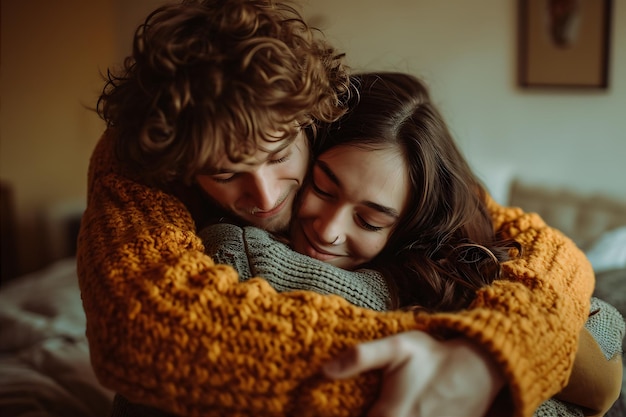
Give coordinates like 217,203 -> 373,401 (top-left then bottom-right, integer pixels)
313,210 -> 345,246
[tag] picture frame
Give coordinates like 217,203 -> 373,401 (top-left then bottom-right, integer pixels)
517,0 -> 612,89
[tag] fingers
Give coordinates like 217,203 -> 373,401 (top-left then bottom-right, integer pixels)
322,333 -> 409,379
367,357 -> 432,417
322,332 -> 504,417
322,332 -> 442,417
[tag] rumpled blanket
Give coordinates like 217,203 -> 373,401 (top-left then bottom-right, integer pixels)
0,258 -> 113,417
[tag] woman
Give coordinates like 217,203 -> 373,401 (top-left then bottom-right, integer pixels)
292,71 -> 520,312
203,72 -> 623,416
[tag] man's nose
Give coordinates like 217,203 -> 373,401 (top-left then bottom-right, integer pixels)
248,172 -> 280,211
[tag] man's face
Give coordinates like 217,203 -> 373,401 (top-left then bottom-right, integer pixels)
195,129 -> 309,233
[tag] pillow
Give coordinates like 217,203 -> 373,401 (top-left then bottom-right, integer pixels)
585,226 -> 626,273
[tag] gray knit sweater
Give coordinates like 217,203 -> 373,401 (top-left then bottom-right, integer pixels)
199,222 -> 392,311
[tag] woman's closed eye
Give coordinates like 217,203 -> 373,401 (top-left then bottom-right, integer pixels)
356,214 -> 384,232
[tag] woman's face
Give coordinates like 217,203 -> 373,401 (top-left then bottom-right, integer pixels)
291,144 -> 410,270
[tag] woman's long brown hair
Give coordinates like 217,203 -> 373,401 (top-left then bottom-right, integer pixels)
318,72 -> 521,312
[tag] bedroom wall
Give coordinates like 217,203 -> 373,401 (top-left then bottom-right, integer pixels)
1,0 -> 625,276
0,0 -> 116,275
295,0 -> 626,205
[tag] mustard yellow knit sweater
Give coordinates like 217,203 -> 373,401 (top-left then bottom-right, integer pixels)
77,130 -> 595,417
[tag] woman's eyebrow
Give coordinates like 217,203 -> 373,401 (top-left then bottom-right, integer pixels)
316,160 -> 399,218
316,160 -> 341,186
363,201 -> 399,218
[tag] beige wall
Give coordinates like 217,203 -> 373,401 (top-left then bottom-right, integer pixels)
1,0 -> 625,275
296,0 -> 626,203
1,0 -> 116,274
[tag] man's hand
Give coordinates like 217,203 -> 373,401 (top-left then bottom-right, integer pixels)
322,330 -> 505,417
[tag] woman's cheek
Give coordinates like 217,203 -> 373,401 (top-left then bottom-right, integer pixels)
363,235 -> 389,260
372,240 -> 386,258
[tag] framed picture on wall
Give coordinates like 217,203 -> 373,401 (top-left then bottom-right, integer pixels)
517,0 -> 612,89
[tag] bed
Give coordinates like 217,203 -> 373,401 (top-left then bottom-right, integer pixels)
0,258 -> 114,416
0,180 -> 624,416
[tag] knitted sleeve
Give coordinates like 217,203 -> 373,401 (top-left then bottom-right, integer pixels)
199,222 -> 391,311
77,131 -> 594,417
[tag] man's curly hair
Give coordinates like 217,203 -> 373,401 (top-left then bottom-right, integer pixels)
97,0 -> 350,184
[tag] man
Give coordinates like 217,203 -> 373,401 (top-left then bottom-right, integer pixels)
78,1 -> 594,416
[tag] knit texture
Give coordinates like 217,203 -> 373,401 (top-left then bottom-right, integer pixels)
585,297 -> 625,361
533,400 -> 585,417
200,223 -> 391,311
107,297 -> 625,417
77,130 -> 595,417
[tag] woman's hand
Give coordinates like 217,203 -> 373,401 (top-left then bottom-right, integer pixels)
323,330 -> 505,417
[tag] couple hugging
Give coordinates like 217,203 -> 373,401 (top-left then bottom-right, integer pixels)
79,1 -> 623,416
